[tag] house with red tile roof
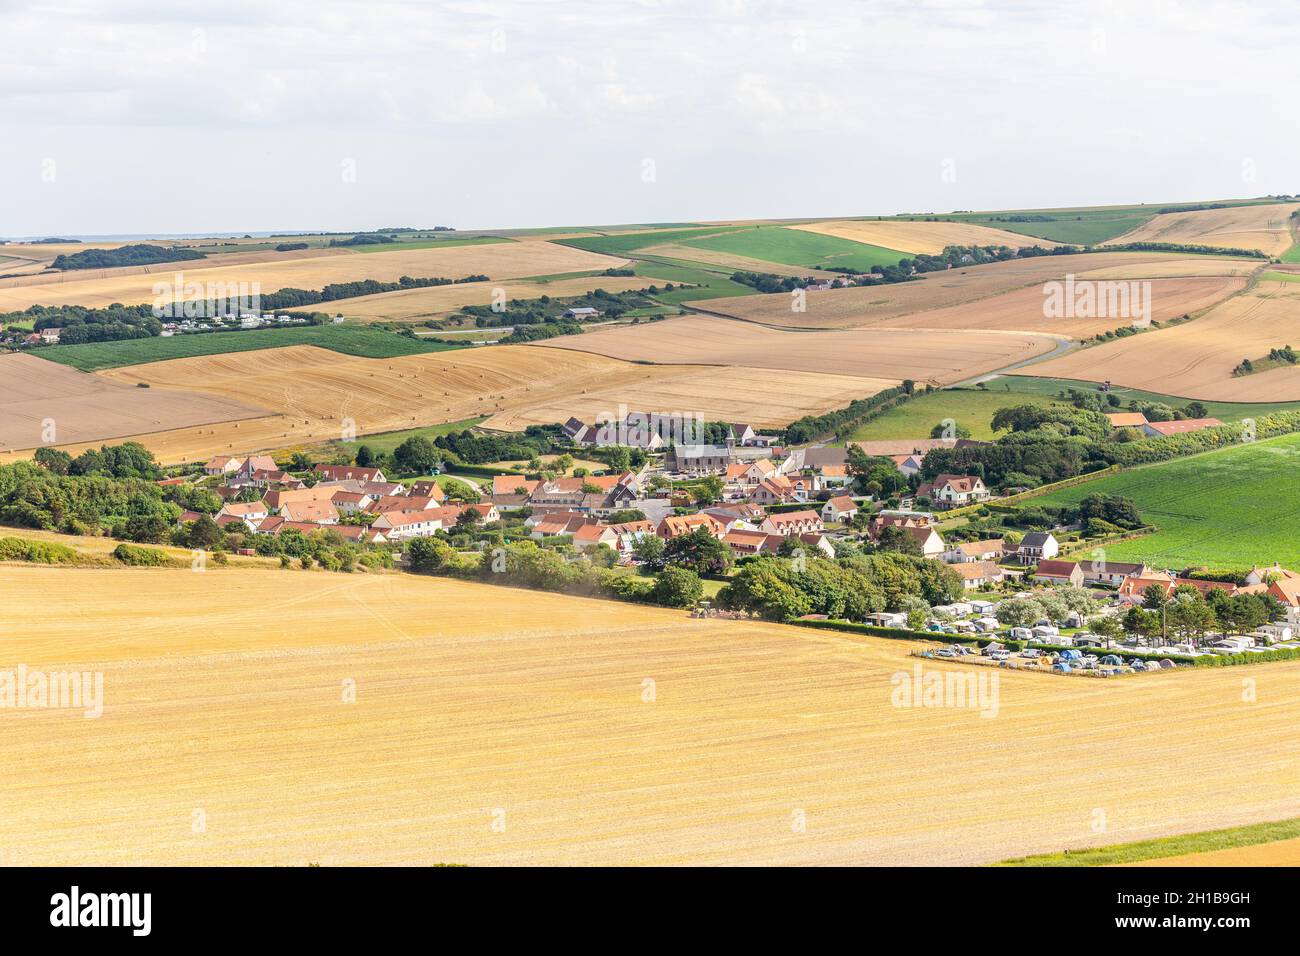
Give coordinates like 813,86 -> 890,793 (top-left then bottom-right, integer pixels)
657,513 -> 726,539
313,463 -> 388,483
915,474 -> 989,508
1034,559 -> 1084,586
758,510 -> 823,536
821,495 -> 858,523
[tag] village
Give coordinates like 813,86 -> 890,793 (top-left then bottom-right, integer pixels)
177,408 -> 1300,677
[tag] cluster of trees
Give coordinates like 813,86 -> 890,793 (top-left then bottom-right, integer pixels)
51,244 -> 207,270
453,288 -> 656,331
255,273 -> 488,312
432,425 -> 561,467
1234,345 -> 1297,377
994,586 -> 1099,627
1121,585 -> 1282,647
2,304 -> 160,344
718,551 -> 963,621
729,271 -> 812,294
631,527 -> 733,575
1106,241 -> 1268,260
1,456 -> 174,537
500,321 -> 582,344
327,234 -> 398,246
274,242 -> 310,252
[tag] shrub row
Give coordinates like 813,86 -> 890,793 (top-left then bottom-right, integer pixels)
0,536 -> 81,564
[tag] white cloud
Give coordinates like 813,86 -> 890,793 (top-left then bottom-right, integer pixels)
1,0 -> 1297,234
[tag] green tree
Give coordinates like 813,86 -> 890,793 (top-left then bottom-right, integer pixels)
394,436 -> 440,475
652,567 -> 704,608
663,527 -> 733,575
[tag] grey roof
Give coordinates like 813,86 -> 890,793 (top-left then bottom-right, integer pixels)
1019,531 -> 1056,547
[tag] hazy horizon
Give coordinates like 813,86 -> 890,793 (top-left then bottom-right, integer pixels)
3,0 -> 1297,236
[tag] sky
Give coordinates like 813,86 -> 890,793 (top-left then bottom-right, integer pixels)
1,0 -> 1297,236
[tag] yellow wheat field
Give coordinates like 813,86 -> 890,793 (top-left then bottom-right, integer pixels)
1016,277 -> 1300,400
0,241 -> 628,311
311,275 -> 654,323
3,564 -> 1300,866
789,219 -> 1065,255
694,252 -> 1258,330
77,343 -> 886,463
534,314 -> 1058,384
1106,202 -> 1300,257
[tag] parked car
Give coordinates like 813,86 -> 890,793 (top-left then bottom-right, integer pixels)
934,647 -> 957,658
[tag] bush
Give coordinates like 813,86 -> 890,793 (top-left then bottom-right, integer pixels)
0,536 -> 80,564
652,567 -> 705,607
111,543 -> 172,566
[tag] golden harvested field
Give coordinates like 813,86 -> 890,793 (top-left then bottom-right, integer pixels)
1106,202 -> 1300,257
1017,277 -> 1300,400
1129,836 -> 1300,867
870,276 -> 1246,339
695,252 -> 1256,330
309,275 -> 653,323
479,365 -> 892,431
789,219 -> 1064,255
534,314 -> 1058,384
0,241 -> 628,311
81,343 -> 882,462
0,353 -> 266,453
4,565 -> 1300,866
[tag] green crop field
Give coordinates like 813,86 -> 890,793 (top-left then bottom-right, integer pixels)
1261,270 -> 1300,282
1281,245 -> 1300,264
633,258 -> 758,303
846,376 -> 1300,442
680,225 -> 907,272
38,325 -> 463,372
1025,432 -> 1300,569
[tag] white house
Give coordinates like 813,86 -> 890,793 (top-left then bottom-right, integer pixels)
821,495 -> 858,523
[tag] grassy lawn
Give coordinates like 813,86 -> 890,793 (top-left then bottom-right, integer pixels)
1027,432 -> 1300,569
997,816 -> 1300,866
680,225 -> 908,273
847,375 -> 1300,442
38,325 -> 464,372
